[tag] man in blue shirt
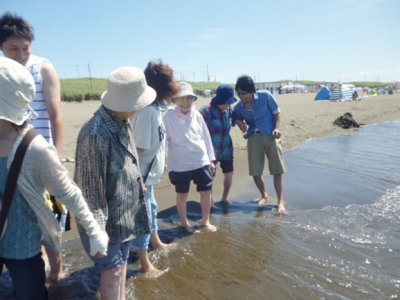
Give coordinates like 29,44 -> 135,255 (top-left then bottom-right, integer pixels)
233,75 -> 286,214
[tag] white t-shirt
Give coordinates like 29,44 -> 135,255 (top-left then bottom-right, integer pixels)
130,105 -> 165,185
163,108 -> 215,172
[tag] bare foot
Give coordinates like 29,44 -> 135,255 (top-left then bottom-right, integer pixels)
277,203 -> 287,215
142,266 -> 165,278
153,242 -> 178,251
257,197 -> 269,206
46,272 -> 64,284
201,224 -> 217,232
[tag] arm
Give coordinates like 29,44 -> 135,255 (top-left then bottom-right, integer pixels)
41,62 -> 64,159
232,106 -> 247,133
135,147 -> 147,192
39,143 -> 108,256
199,105 -> 212,130
272,113 -> 281,139
199,115 -> 216,164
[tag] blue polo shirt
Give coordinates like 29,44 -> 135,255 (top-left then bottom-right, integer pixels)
233,90 -> 280,139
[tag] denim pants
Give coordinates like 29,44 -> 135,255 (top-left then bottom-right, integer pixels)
130,185 -> 158,250
2,252 -> 48,300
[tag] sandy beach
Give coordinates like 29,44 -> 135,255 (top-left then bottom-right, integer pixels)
61,92 -> 400,240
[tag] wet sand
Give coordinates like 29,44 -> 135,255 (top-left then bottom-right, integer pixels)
61,92 -> 400,240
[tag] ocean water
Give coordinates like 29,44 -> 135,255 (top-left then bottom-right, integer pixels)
1,120 -> 399,299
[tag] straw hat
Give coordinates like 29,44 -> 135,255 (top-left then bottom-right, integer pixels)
211,84 -> 237,105
172,82 -> 197,100
0,57 -> 35,125
101,67 -> 156,112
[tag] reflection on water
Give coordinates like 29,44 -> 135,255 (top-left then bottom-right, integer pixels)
1,121 -> 400,299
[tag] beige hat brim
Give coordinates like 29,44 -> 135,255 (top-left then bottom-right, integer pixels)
101,85 -> 156,112
172,90 -> 198,101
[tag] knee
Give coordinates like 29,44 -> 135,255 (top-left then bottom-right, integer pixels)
101,266 -> 123,287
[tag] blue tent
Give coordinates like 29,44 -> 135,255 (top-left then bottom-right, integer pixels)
314,87 -> 330,100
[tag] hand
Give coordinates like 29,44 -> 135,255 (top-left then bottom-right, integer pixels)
272,129 -> 281,139
236,120 -> 247,133
210,162 -> 216,176
92,230 -> 109,258
95,251 -> 106,258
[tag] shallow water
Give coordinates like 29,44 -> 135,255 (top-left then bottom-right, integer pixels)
1,120 -> 399,299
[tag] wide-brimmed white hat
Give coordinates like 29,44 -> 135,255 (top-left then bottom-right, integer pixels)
0,57 -> 36,125
172,82 -> 197,100
101,67 -> 156,112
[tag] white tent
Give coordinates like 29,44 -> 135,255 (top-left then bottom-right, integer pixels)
329,86 -> 354,101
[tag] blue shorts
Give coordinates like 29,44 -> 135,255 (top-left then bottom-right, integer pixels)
79,232 -> 130,271
130,185 -> 157,251
169,165 -> 213,193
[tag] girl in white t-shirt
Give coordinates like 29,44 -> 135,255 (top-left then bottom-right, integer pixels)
163,82 -> 217,233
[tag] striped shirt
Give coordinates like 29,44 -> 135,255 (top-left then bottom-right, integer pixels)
26,55 -> 52,144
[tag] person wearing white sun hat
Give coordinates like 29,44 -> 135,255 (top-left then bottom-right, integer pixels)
163,82 -> 217,233
74,66 -> 156,300
0,57 -> 108,300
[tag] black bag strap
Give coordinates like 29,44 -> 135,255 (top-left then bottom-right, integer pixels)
142,156 -> 156,184
0,128 -> 39,236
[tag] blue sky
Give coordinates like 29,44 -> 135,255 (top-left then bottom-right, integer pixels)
2,0 -> 399,84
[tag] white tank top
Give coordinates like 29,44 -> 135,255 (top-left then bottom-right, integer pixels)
26,55 -> 53,144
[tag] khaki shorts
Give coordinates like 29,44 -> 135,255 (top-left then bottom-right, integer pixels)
247,132 -> 286,176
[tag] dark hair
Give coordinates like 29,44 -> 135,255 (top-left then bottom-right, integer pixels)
235,75 -> 256,93
0,12 -> 34,45
144,59 -> 180,106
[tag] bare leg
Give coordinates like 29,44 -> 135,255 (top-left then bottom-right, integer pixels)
44,240 -> 64,283
176,193 -> 191,230
273,174 -> 286,213
100,264 -> 125,300
119,262 -> 127,300
221,171 -> 233,203
137,250 -> 162,277
199,190 -> 217,232
253,175 -> 269,205
150,233 -> 177,250
210,191 -> 216,208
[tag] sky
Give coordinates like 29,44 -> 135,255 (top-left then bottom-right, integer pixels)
2,0 -> 399,84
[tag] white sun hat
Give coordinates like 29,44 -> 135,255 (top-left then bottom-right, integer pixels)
0,57 -> 36,125
101,67 -> 156,112
172,82 -> 198,100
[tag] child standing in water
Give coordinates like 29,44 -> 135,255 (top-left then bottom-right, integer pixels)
163,82 -> 217,232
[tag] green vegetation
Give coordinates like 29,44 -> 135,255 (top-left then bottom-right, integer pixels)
60,78 -> 106,102
60,78 -> 225,102
60,78 -> 395,102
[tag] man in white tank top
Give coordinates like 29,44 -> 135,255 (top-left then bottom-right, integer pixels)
0,12 -> 65,283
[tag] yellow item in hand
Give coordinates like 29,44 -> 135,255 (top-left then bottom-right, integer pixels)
46,192 -> 66,213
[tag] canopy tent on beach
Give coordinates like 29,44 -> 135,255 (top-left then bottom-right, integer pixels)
203,89 -> 211,97
314,86 -> 331,100
329,86 -> 353,101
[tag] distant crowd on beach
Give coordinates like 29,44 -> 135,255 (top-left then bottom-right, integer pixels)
0,12 -> 287,300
